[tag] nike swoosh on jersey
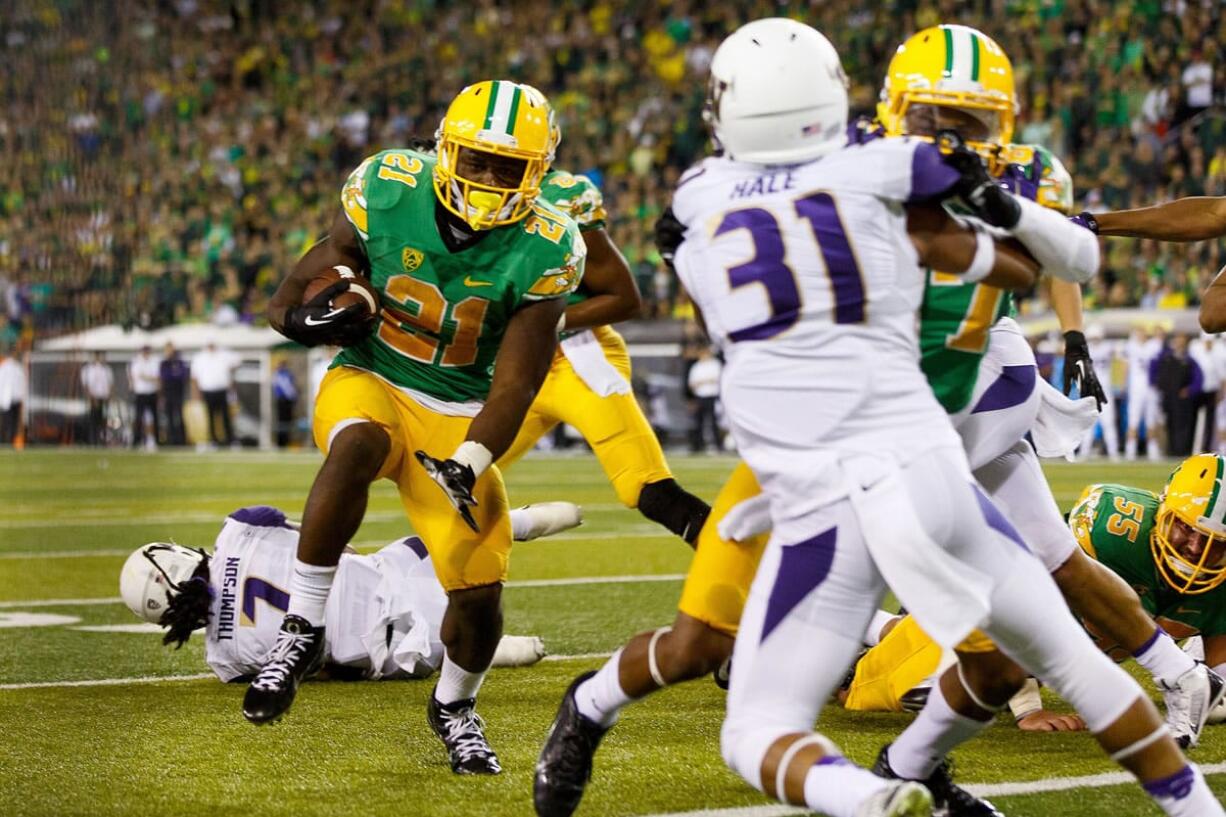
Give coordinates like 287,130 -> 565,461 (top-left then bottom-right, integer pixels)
303,308 -> 347,326
464,276 -> 493,287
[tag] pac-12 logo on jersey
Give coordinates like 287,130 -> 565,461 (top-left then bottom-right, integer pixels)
402,247 -> 424,272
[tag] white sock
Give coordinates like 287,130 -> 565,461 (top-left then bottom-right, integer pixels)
285,560 -> 336,627
802,756 -> 891,817
1133,629 -> 1197,686
1144,764 -> 1222,817
863,609 -> 899,646
434,651 -> 486,705
575,649 -> 633,727
508,507 -> 534,541
887,681 -> 993,780
1126,437 -> 1138,459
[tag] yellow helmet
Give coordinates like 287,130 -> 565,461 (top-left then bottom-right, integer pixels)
878,25 -> 1017,153
1154,454 -> 1226,595
434,80 -> 559,230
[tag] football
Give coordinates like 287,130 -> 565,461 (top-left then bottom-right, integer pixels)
302,266 -> 379,317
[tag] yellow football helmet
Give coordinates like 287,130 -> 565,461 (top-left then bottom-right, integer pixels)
434,80 -> 559,230
879,24 -> 1017,155
1154,454 -> 1226,595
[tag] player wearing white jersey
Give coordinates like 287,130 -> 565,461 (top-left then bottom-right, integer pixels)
1126,327 -> 1167,460
119,505 -> 575,681
600,18 -> 1209,817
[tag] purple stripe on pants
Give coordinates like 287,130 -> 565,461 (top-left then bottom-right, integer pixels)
972,484 -> 1028,552
761,526 -> 838,643
971,364 -> 1036,414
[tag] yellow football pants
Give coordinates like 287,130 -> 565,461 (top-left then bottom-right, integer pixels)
844,616 -> 997,712
313,366 -> 512,592
677,461 -> 769,636
499,326 -> 672,507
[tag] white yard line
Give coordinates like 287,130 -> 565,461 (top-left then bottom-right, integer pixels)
636,763 -> 1226,817
0,573 -> 683,608
0,651 -> 613,690
0,597 -> 122,608
0,526 -> 669,559
0,673 -> 215,690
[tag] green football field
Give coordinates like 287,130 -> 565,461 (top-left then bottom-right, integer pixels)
1,449 -> 1224,817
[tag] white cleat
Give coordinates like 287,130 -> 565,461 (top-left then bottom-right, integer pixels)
855,781 -> 933,817
491,635 -> 546,667
513,501 -> 583,541
1161,663 -> 1226,749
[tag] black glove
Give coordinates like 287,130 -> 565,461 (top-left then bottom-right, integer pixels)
282,281 -> 375,348
654,206 -> 686,272
1063,330 -> 1107,411
936,130 -> 1021,229
414,451 -> 480,533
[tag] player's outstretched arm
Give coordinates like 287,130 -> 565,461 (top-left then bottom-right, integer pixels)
1199,265 -> 1226,333
556,228 -> 642,332
905,204 -> 1040,291
1085,197 -> 1226,241
267,209 -> 371,345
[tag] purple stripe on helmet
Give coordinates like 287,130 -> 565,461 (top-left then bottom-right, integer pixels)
970,364 -> 1036,414
972,484 -> 1028,552
761,526 -> 838,644
1143,765 -> 1196,801
907,142 -> 962,203
401,536 -> 429,560
228,506 -> 292,529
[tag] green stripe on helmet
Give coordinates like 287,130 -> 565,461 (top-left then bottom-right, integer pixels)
970,31 -> 981,82
1208,456 -> 1225,523
483,82 -> 500,130
506,85 -> 522,136
942,27 -> 954,77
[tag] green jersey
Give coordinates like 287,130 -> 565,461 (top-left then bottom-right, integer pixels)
1069,484 -> 1226,636
332,149 -> 585,403
919,145 -> 1072,413
539,169 -> 606,307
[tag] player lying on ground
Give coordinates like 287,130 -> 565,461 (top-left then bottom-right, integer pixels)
119,503 -> 581,680
844,453 -> 1226,732
536,22 -> 1220,817
254,80 -> 586,775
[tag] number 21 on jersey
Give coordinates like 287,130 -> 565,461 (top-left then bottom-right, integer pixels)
712,190 -> 864,341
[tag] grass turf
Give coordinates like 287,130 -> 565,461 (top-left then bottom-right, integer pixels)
0,449 -> 1222,816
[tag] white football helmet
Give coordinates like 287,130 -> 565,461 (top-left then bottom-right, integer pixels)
706,18 -> 849,165
119,543 -> 209,624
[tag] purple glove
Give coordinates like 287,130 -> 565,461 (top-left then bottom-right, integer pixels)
1069,211 -> 1100,233
996,149 -> 1046,202
846,116 -> 885,146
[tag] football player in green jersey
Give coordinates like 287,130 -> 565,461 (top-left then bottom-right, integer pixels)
846,453 -> 1226,737
247,81 -> 585,776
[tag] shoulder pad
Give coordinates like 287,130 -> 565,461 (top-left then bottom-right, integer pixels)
1068,484 -> 1106,558
540,169 -> 607,230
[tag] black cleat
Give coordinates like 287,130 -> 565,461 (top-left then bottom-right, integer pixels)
427,690 -> 502,775
535,671 -> 610,817
873,744 -> 1003,817
242,615 -> 325,725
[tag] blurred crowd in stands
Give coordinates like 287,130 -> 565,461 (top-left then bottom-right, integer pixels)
1,0 -> 1225,347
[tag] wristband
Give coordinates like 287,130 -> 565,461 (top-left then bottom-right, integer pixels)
1063,330 -> 1086,348
452,440 -> 493,479
1077,211 -> 1100,234
1008,677 -> 1043,722
960,231 -> 996,283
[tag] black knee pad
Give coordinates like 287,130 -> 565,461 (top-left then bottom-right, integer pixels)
637,479 -> 711,545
